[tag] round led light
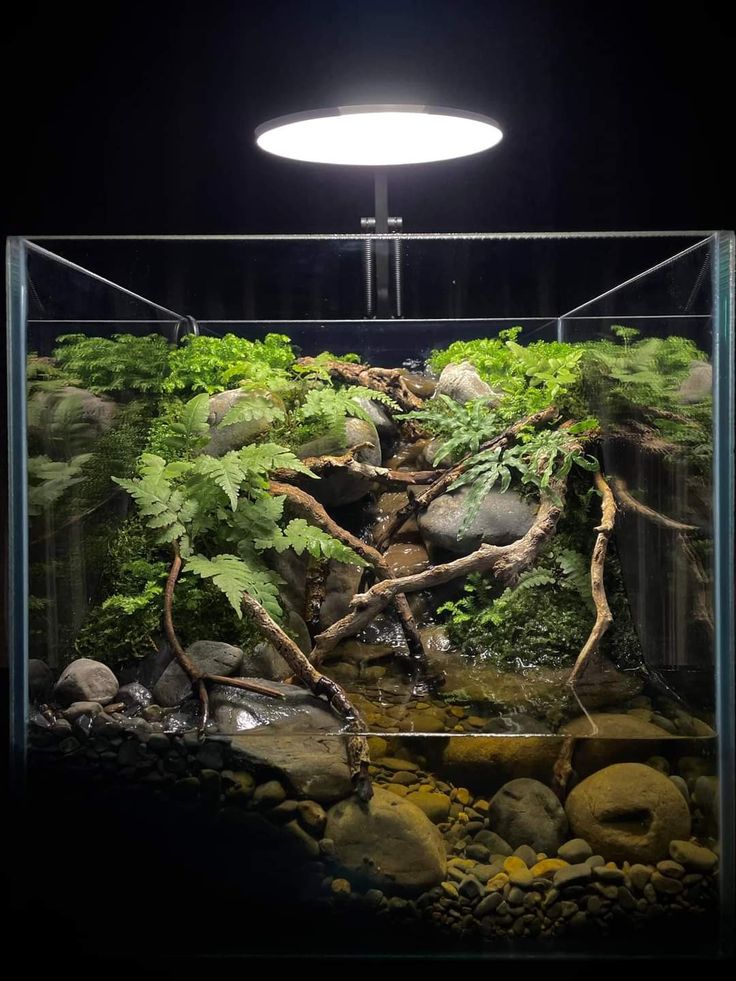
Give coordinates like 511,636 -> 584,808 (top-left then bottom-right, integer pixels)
255,104 -> 503,166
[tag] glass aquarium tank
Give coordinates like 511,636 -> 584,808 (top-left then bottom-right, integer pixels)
6,232 -> 734,959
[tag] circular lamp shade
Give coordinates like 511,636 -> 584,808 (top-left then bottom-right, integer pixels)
255,104 -> 503,166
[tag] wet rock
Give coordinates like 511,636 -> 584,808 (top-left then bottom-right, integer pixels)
489,779 -> 568,854
399,370 -> 437,399
677,361 -> 712,404
418,485 -> 536,556
558,839 -> 593,864
203,389 -> 281,456
243,610 -> 311,681
668,839 -> 718,872
383,542 -> 430,578
406,791 -> 452,824
60,701 -> 104,721
435,362 -> 500,405
230,727 -> 351,803
441,734 -> 564,787
28,659 -> 53,702
117,682 -> 153,714
298,417 -> 382,505
53,658 -> 119,707
560,712 -> 676,772
354,397 -> 397,444
153,641 -> 243,707
482,715 -> 553,735
325,787 -> 446,892
319,561 -> 364,631
209,680 -> 340,734
372,492 -> 421,544
136,641 -> 174,691
565,763 -> 691,864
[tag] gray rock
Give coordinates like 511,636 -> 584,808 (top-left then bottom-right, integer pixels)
325,787 -> 446,892
435,362 -> 501,405
319,561 -> 364,630
482,714 -> 553,735
231,727 -> 351,803
297,417 -> 382,506
558,838 -> 593,863
53,658 -> 119,707
117,682 -> 153,714
28,659 -> 53,702
244,610 -> 311,681
136,641 -> 174,690
418,485 -> 537,556
489,778 -> 568,854
553,863 -> 593,889
473,830 -> 513,856
203,389 -> 280,457
669,839 -> 718,872
354,397 -> 397,444
677,361 -> 712,404
210,680 -> 340,734
153,641 -> 244,707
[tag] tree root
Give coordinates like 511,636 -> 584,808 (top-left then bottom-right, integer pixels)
568,470 -> 617,689
552,735 -> 577,801
312,489 -> 567,662
304,555 -> 329,637
240,591 -> 373,801
269,480 -> 436,683
611,477 -> 698,533
296,358 -> 425,412
375,405 -> 559,550
163,548 -> 285,735
281,450 -> 440,489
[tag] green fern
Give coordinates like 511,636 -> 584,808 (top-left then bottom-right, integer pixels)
218,395 -> 286,429
54,333 -> 171,394
185,553 -> 283,619
262,518 -> 369,566
295,385 -> 396,446
28,454 -> 93,516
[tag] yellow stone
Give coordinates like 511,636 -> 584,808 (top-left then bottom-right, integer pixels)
487,873 -> 509,891
384,783 -> 410,797
530,858 -> 569,877
331,878 -> 351,895
503,856 -> 528,873
441,881 -> 459,898
448,857 -> 476,871
473,799 -> 490,814
367,736 -> 389,757
448,706 -> 466,718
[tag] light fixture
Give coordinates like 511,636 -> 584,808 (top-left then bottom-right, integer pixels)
255,104 -> 503,166
254,103 -> 504,319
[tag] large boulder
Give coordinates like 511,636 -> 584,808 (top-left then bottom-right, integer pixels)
319,561 -> 364,630
210,680 -> 340,734
354,397 -> 397,446
435,362 -> 501,405
297,417 -> 382,506
203,389 -> 281,457
561,712 -> 677,772
325,786 -> 446,892
566,763 -> 691,864
418,485 -> 536,556
489,778 -> 568,853
53,658 -> 119,707
441,734 -> 564,787
230,722 -> 351,803
153,641 -> 243,707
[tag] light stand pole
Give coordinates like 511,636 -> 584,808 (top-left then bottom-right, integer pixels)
361,170 -> 403,319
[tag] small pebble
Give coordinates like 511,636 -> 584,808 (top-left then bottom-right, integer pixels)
558,838 -> 593,864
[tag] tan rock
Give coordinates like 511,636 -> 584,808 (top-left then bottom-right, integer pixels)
325,787 -> 446,892
565,763 -> 691,864
441,734 -> 564,788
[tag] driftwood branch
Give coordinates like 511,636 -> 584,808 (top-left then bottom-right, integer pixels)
163,546 -> 284,733
313,490 -> 566,663
296,358 -> 425,413
275,450 -> 439,489
240,591 -> 373,801
611,477 -> 699,533
269,480 -> 431,677
375,405 -> 559,549
568,470 -> 616,688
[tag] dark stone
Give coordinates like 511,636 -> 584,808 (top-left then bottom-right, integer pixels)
489,778 -> 568,854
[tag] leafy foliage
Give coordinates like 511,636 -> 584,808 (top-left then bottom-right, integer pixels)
53,334 -> 171,394
219,394 -> 286,429
163,333 -> 295,395
404,395 -> 504,464
186,553 -> 283,619
263,518 -> 369,566
28,454 -> 92,517
295,385 -> 396,446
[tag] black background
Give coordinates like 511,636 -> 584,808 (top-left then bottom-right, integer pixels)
3,0 -> 735,972
3,0 -> 734,236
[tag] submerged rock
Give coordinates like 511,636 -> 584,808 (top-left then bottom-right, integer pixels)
153,641 -> 244,707
325,786 -> 446,891
383,542 -> 430,578
561,712 -> 678,772
565,763 -> 692,864
231,726 -> 351,803
210,680 -> 341,734
418,485 -> 536,556
298,417 -> 382,506
441,734 -> 564,787
117,682 -> 153,714
435,362 -> 500,405
489,778 -> 568,854
53,658 -> 119,707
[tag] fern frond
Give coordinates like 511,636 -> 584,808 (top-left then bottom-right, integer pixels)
264,518 -> 369,566
185,553 -> 282,619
